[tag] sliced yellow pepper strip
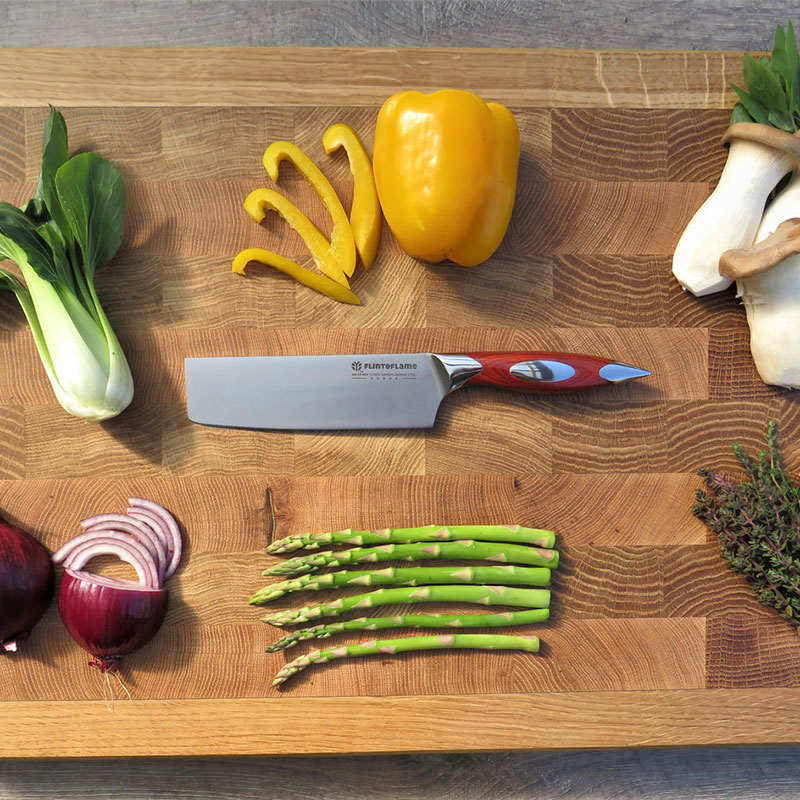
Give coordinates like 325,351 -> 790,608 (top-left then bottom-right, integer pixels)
322,123 -> 382,269
243,187 -> 350,288
263,141 -> 357,278
233,248 -> 361,305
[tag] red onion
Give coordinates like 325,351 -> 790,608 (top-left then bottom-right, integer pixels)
55,498 -> 183,673
58,569 -> 168,673
0,516 -> 54,652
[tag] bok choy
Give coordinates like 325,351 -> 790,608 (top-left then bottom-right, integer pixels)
0,107 -> 132,421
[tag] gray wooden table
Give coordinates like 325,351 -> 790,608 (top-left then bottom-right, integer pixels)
2,1 -> 799,798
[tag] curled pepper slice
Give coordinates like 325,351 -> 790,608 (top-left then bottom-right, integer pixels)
233,248 -> 361,305
263,141 -> 357,278
243,188 -> 349,288
322,123 -> 382,269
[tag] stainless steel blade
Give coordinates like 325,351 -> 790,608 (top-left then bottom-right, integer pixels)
185,354 -> 451,430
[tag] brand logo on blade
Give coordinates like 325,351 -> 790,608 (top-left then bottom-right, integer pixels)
350,360 -> 419,381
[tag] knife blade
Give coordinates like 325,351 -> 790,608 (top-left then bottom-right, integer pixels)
184,351 -> 650,431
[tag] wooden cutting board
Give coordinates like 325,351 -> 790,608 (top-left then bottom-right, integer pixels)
1,47 -> 800,759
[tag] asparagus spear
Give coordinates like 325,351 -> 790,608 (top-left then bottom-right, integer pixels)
267,608 -> 551,651
263,540 -> 559,577
250,564 -> 552,604
267,524 -> 556,554
263,584 -> 550,627
272,633 -> 541,686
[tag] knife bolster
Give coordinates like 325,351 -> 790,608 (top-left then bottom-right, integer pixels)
432,354 -> 484,393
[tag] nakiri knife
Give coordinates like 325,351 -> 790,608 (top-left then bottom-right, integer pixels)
184,351 -> 650,431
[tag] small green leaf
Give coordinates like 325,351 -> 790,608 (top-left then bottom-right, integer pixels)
743,53 -> 789,114
731,84 -> 771,125
35,220 -> 74,291
55,153 -> 125,281
772,24 -> 788,77
787,21 -> 800,110
768,108 -> 796,131
730,102 -> 754,124
0,202 -> 59,283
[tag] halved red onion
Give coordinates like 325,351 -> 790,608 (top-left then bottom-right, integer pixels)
127,498 -> 182,579
58,569 -> 169,673
80,514 -> 168,583
60,535 -> 160,589
53,498 -> 182,676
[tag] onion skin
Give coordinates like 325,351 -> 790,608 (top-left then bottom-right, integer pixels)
0,516 -> 55,651
58,570 -> 168,671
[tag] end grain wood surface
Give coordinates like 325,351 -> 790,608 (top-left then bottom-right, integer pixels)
3,2 -> 800,798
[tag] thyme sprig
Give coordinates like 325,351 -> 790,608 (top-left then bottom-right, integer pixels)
693,421 -> 800,629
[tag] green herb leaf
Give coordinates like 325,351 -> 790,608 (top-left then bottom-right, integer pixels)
54,153 -> 125,281
787,21 -> 800,115
743,53 -> 789,114
731,84 -> 771,125
771,23 -> 800,120
732,23 -> 800,131
772,23 -> 788,77
730,102 -> 754,124
768,108 -> 796,132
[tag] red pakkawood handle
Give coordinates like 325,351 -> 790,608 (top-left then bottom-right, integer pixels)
463,351 -> 619,394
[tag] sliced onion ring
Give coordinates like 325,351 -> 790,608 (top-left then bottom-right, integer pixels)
81,514 -> 168,582
66,569 -> 164,593
127,498 -> 182,579
53,528 -> 141,566
68,569 -> 143,590
61,536 -> 160,589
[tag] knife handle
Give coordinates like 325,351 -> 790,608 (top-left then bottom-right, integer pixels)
462,351 -> 618,394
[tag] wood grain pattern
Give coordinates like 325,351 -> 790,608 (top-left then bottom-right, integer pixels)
0,48 -> 751,108
2,47 -> 799,759
4,747 -> 800,800
4,686 -> 800,758
0,0 -> 789,50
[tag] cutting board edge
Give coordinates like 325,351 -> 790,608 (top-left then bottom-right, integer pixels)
2,688 -> 800,758
0,46 -> 746,108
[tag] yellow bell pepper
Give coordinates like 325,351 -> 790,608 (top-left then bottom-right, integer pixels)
263,141 -> 357,279
372,89 -> 520,267
233,248 -> 361,305
322,123 -> 382,269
